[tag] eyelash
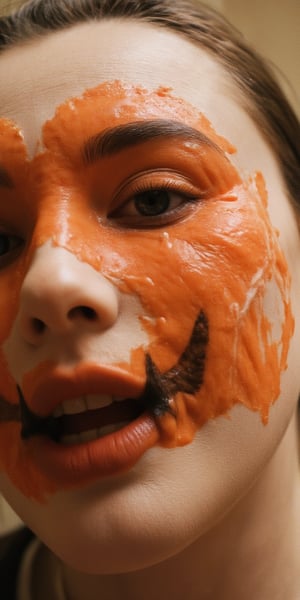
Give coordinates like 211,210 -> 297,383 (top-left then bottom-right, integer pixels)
109,174 -> 203,228
0,174 -> 204,267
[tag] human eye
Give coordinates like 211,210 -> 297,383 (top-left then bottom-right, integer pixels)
109,171 -> 202,229
0,231 -> 24,268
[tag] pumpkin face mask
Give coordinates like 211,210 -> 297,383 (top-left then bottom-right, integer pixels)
0,82 -> 294,501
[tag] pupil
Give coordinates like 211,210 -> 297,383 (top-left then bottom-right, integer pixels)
134,190 -> 170,216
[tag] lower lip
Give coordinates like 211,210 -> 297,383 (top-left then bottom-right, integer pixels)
26,411 -> 159,487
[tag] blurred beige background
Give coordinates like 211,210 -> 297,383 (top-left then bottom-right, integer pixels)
0,0 -> 299,534
224,0 -> 300,114
201,0 -> 300,114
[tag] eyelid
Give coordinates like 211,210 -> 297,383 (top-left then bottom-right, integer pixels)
107,170 -> 205,230
110,169 -> 206,213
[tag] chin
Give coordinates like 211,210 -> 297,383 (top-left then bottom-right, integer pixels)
0,405 -> 285,575
49,526 -> 187,575
30,456 -> 198,573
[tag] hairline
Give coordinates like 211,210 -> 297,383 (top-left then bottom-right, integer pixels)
0,0 -> 298,207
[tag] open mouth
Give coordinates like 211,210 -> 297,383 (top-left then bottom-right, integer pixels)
53,395 -> 144,446
16,383 -> 159,487
5,309 -> 208,447
0,311 -> 209,487
52,395 -> 145,445
19,388 -> 146,446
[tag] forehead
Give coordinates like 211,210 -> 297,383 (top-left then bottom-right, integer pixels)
0,20 -> 237,142
0,19 -> 287,205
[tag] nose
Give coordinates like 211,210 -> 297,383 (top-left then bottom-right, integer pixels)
18,243 -> 119,346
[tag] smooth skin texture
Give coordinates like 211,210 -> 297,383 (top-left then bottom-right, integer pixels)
0,19 -> 300,600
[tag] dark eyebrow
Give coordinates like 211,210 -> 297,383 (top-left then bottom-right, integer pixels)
82,119 -> 224,164
0,165 -> 14,189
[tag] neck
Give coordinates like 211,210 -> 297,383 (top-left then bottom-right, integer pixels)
58,412 -> 300,600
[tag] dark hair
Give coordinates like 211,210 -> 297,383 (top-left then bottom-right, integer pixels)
0,0 -> 299,206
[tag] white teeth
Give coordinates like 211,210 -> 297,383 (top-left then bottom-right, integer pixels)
60,421 -> 130,446
53,394 -> 114,418
86,394 -> 112,410
98,421 -> 129,437
79,429 -> 100,443
62,396 -> 86,415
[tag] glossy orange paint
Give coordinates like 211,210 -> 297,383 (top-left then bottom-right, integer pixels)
0,82 -> 294,500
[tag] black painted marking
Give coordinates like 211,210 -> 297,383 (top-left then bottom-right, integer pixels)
3,310 -> 209,439
142,310 -> 209,417
18,386 -> 61,441
140,354 -> 176,418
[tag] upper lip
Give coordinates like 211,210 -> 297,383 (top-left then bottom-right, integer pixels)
24,363 -> 145,418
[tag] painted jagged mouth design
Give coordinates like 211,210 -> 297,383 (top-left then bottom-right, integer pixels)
18,391 -> 145,442
0,310 -> 209,443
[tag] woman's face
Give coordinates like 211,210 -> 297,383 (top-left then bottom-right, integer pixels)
0,19 -> 299,573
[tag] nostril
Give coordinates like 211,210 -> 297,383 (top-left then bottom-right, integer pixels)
31,317 -> 46,335
68,305 -> 98,321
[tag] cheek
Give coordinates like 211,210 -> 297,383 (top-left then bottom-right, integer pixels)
108,176 -> 293,438
34,172 -> 291,436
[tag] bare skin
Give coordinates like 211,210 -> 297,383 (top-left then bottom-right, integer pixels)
34,412 -> 300,600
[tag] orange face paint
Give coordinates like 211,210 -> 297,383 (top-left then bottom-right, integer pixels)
0,82 -> 294,500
